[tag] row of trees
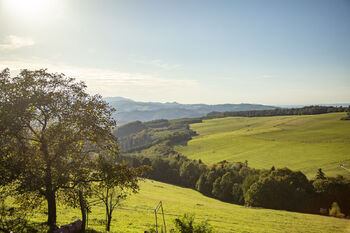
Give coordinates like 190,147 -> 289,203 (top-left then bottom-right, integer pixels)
119,153 -> 350,216
206,105 -> 349,119
0,69 -> 145,232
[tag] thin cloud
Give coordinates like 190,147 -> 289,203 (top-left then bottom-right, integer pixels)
0,58 -> 197,97
261,74 -> 275,79
134,59 -> 180,70
0,35 -> 35,50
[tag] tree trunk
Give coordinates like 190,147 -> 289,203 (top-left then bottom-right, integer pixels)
46,189 -> 57,233
78,190 -> 86,233
106,213 -> 112,232
42,140 -> 57,233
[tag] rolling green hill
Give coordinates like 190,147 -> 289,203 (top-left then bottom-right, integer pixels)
175,112 -> 350,178
27,179 -> 350,232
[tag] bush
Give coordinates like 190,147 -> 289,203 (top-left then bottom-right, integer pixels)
0,200 -> 48,233
329,202 -> 345,218
173,213 -> 214,233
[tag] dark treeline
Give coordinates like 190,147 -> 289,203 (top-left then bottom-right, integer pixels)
206,105 -> 349,119
117,153 -> 350,217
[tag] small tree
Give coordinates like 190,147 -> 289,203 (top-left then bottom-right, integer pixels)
173,213 -> 213,233
316,168 -> 326,180
94,157 -> 146,232
60,186 -> 92,233
244,160 -> 248,167
329,202 -> 344,217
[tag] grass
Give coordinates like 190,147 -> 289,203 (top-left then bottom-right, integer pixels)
26,179 -> 350,232
18,112 -> 350,232
175,112 -> 350,178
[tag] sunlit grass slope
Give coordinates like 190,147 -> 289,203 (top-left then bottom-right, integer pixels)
29,180 -> 350,232
175,113 -> 350,178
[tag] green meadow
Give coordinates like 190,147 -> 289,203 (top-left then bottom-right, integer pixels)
26,179 -> 350,233
175,112 -> 350,178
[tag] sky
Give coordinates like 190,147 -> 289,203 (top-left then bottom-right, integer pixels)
0,0 -> 349,105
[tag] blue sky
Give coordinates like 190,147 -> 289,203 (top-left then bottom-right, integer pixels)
0,0 -> 349,105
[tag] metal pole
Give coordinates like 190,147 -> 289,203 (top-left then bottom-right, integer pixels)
160,201 -> 166,233
155,209 -> 158,232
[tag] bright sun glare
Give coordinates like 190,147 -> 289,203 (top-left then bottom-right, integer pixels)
3,0 -> 53,19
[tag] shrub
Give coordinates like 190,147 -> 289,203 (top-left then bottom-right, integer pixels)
173,213 -> 214,233
0,200 -> 48,233
329,202 -> 345,218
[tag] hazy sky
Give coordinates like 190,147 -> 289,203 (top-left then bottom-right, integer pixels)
0,0 -> 349,105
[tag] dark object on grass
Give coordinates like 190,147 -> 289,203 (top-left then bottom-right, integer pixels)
53,220 -> 82,233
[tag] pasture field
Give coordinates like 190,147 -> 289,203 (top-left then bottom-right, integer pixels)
175,112 -> 350,178
26,179 -> 350,232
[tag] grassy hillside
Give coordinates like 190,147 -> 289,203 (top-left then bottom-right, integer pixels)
175,112 -> 350,178
27,179 -> 350,232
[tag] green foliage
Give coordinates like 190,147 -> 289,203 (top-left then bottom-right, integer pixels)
241,174 -> 259,196
205,105 -> 346,119
195,173 -> 213,196
120,144 -> 350,216
120,152 -> 262,206
179,161 -> 202,187
245,168 -> 314,211
112,117 -> 199,153
231,183 -> 244,204
114,121 -> 146,137
309,176 -> 350,217
144,119 -> 171,128
316,168 -> 326,180
340,107 -> 350,120
329,202 -> 344,217
212,172 -> 239,202
93,157 -> 147,232
173,213 -> 213,233
0,199 -> 48,233
164,131 -> 192,146
313,177 -> 348,194
0,68 -> 120,230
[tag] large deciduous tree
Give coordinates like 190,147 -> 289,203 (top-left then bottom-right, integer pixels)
0,68 -> 119,232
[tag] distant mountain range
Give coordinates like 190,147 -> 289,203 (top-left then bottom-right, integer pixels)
104,97 -> 277,126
